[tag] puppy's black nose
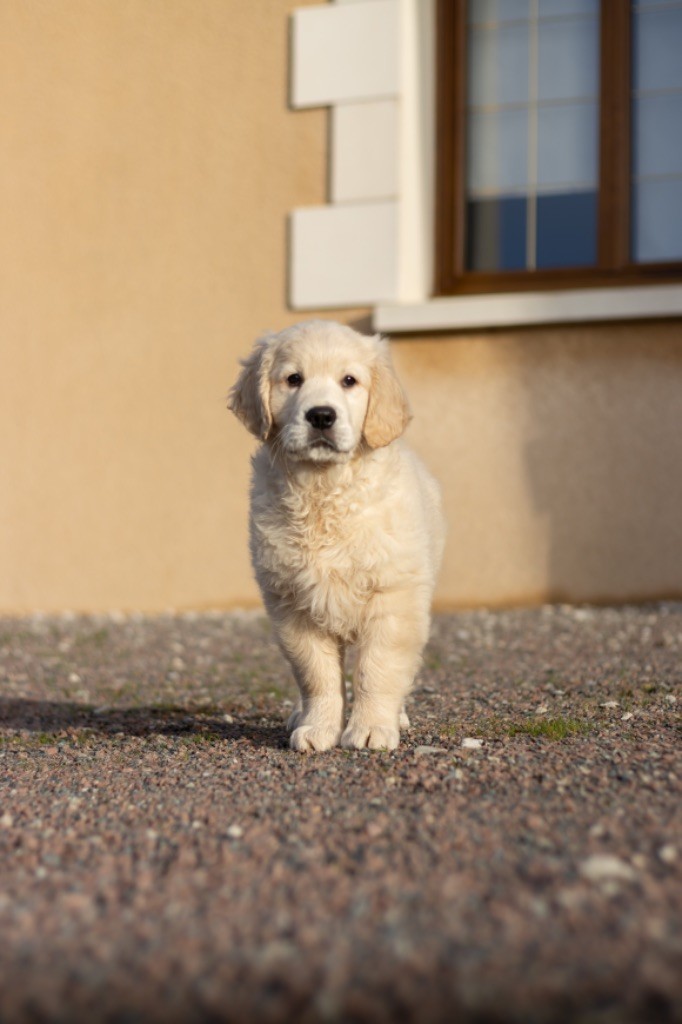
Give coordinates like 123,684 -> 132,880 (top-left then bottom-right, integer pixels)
305,406 -> 337,431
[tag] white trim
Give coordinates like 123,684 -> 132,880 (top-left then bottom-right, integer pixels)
397,0 -> 435,303
374,285 -> 682,333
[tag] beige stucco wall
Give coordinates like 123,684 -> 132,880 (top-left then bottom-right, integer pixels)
0,0 -> 349,613
1,1 -> 681,613
393,321 -> 682,608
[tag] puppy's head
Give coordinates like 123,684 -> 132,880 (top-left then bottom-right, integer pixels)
228,321 -> 411,463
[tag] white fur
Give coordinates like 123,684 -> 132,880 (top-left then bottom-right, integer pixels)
228,321 -> 445,752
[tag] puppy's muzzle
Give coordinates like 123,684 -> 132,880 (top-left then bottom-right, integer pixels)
305,406 -> 337,431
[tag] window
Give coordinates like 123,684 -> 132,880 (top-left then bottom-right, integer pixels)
436,0 -> 682,295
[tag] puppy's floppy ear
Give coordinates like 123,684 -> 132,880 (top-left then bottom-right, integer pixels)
363,336 -> 412,449
227,334 -> 276,440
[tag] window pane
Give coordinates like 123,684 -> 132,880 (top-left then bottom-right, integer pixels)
632,6 -> 682,92
463,0 -> 599,273
537,102 -> 599,189
469,23 -> 530,107
467,198 -> 527,271
536,192 -> 597,269
538,0 -> 597,16
538,14 -> 599,102
468,0 -> 529,26
633,94 -> 682,178
633,180 -> 682,263
467,109 -> 529,193
631,2 -> 682,263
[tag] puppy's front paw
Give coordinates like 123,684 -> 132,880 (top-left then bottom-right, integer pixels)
290,724 -> 341,753
341,721 -> 400,751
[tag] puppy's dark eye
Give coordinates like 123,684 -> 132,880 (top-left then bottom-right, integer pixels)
286,373 -> 304,388
342,375 -> 357,388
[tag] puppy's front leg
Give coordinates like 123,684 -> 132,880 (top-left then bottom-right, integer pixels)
342,593 -> 429,751
272,609 -> 345,752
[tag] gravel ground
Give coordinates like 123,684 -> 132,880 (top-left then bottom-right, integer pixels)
0,604 -> 680,1024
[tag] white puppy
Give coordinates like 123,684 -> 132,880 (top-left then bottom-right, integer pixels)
228,321 -> 445,752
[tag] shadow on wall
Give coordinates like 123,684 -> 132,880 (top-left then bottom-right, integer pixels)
387,319 -> 682,608
518,322 -> 682,604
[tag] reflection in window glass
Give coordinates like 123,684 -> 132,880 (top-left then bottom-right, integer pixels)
465,0 -> 599,273
537,193 -> 597,268
467,197 -> 527,271
537,103 -> 598,189
468,0 -> 529,26
467,109 -> 529,192
633,95 -> 682,180
537,16 -> 599,102
631,3 -> 682,262
468,21 -> 530,106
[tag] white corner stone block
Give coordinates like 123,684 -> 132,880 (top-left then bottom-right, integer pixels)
290,201 -> 399,309
331,100 -> 400,203
291,1 -> 400,108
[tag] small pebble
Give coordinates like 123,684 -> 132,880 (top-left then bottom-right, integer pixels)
600,701 -> 619,708
461,738 -> 483,750
414,745 -> 448,756
658,845 -> 677,865
556,887 -> 586,911
579,855 -> 637,884
621,712 -> 634,721
226,825 -> 243,839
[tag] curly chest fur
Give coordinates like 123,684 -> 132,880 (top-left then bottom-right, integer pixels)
250,463 -> 398,639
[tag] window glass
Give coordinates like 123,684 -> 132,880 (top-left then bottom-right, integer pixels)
536,193 -> 597,268
468,0 -> 529,26
465,0 -> 600,273
467,109 -> 529,192
466,197 -> 527,271
633,95 -> 682,178
632,5 -> 682,92
538,0 -> 595,15
468,22 -> 529,106
537,16 -> 599,102
537,103 -> 598,189
633,181 -> 682,263
631,2 -> 682,262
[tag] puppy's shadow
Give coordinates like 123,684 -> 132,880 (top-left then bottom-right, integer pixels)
0,698 -> 288,750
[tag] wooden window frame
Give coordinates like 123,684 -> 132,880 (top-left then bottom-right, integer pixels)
435,0 -> 682,296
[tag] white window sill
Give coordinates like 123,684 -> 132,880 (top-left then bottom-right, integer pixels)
374,283 -> 682,333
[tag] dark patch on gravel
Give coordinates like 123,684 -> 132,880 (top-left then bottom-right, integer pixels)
0,605 -> 680,1024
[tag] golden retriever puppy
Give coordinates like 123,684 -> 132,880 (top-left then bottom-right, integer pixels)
228,320 -> 445,752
